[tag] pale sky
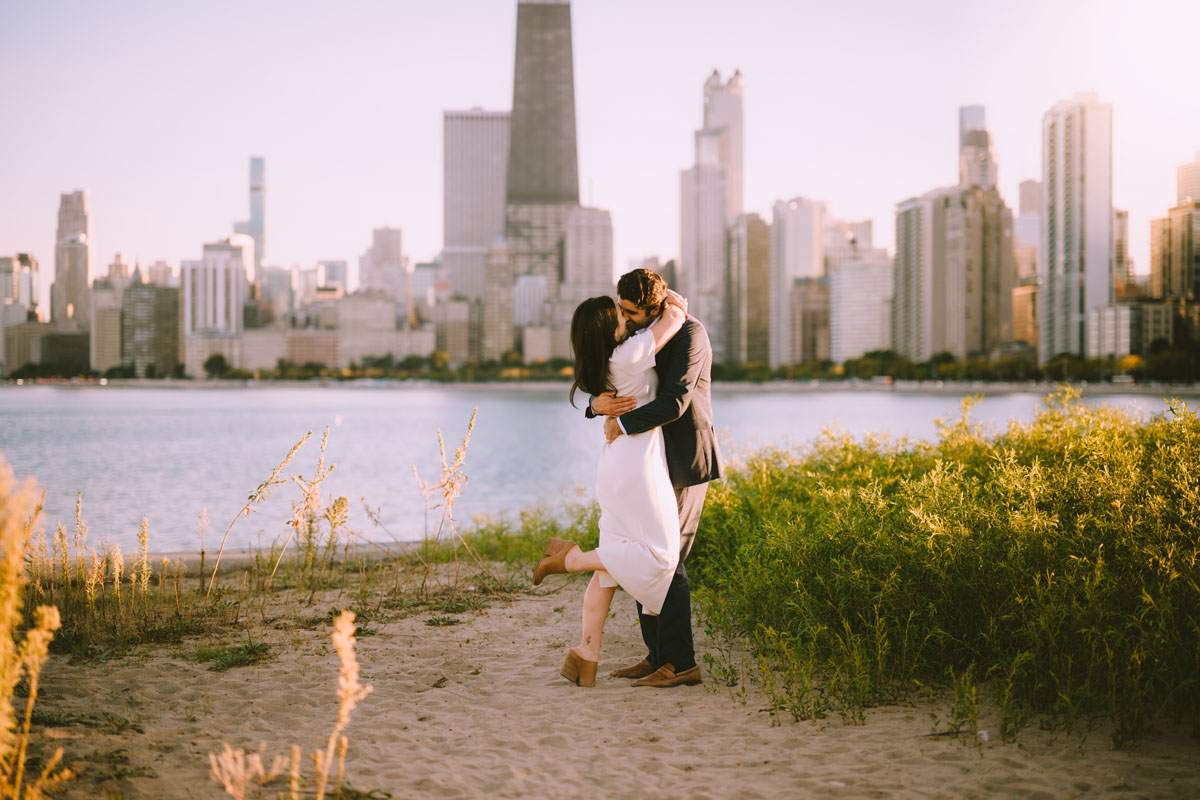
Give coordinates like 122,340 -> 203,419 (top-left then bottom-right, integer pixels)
3,0 -> 1199,308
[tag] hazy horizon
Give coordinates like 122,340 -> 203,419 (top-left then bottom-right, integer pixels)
3,0 -> 1198,307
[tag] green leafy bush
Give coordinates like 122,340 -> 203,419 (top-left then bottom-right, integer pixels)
689,388 -> 1200,745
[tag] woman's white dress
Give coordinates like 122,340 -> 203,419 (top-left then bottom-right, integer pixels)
593,328 -> 681,615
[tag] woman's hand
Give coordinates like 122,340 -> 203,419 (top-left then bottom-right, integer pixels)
665,290 -> 688,314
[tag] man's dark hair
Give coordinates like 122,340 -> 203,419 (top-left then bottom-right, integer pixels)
617,268 -> 668,311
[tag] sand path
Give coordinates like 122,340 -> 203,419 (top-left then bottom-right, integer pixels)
32,576 -> 1200,799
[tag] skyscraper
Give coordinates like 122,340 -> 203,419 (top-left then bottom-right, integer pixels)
830,249 -> 893,364
1013,179 -> 1042,351
443,109 -> 510,302
893,185 -> 1013,362
506,1 -> 578,206
680,69 -> 744,363
359,228 -> 412,318
2,254 -> 39,312
725,213 -> 770,365
234,157 -> 265,282
958,105 -> 986,149
182,236 -> 253,338
1039,92 -> 1113,362
769,198 -> 825,368
680,159 -> 727,358
89,278 -> 122,374
122,275 -> 179,377
1150,201 -> 1200,300
51,190 -> 92,327
703,69 -> 744,222
1113,208 -> 1135,298
1179,151 -> 1200,206
1014,179 -> 1042,279
562,206 -> 614,299
181,235 -> 253,376
958,106 -> 997,190
500,0 -> 598,360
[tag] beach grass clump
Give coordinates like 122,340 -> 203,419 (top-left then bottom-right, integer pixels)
208,610 -> 373,800
193,641 -> 272,672
0,458 -> 73,798
689,387 -> 1200,746
24,503 -> 232,660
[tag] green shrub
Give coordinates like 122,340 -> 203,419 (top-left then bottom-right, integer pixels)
690,388 -> 1200,746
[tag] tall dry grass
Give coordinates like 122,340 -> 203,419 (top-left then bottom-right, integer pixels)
0,458 -> 72,798
208,609 -> 372,800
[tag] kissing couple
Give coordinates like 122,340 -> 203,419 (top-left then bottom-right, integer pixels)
532,268 -> 722,688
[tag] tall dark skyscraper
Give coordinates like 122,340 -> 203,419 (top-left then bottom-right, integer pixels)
482,0 -> 603,361
506,0 -> 579,205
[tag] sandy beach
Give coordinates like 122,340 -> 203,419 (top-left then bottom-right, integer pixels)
21,569 -> 1197,800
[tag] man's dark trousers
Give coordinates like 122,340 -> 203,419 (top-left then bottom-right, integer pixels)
635,482 -> 708,671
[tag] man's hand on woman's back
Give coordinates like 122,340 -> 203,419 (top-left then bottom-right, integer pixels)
592,391 -> 636,416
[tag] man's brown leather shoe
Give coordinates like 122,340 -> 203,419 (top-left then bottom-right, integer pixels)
610,658 -> 655,679
633,662 -> 702,687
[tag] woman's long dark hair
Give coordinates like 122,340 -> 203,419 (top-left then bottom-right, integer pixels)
569,296 -> 621,408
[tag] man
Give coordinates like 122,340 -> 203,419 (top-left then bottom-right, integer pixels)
587,268 -> 722,688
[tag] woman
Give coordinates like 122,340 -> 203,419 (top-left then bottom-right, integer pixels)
531,291 -> 688,687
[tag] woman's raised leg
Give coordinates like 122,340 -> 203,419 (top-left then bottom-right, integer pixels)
577,572 -> 616,661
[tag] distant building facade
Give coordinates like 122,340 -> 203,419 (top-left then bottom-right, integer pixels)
443,109 -> 510,304
725,212 -> 770,364
122,278 -> 179,377
680,69 -> 743,364
51,190 -> 92,327
1039,92 -> 1113,362
830,248 -> 893,363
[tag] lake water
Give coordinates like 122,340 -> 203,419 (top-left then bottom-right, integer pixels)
0,383 -> 1190,554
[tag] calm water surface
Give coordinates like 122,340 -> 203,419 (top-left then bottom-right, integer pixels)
0,383 -> 1186,553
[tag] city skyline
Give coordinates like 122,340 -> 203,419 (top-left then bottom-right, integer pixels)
3,0 -> 1198,311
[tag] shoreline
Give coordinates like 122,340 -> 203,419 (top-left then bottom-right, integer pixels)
149,540 -> 418,576
5,377 -> 1200,398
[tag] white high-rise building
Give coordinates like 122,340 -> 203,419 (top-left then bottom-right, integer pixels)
182,235 -> 253,337
181,235 -> 253,376
2,254 -> 39,312
892,188 -> 953,362
1178,150 -> 1200,206
443,109 -> 510,302
703,69 -> 744,222
680,160 -> 727,358
769,198 -> 825,368
1039,92 -> 1113,362
680,69 -> 743,364
830,249 -> 893,364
